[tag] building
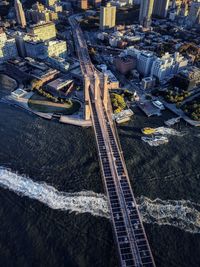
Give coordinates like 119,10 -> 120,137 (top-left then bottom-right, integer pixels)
28,22 -> 56,41
46,0 -> 57,6
151,52 -> 188,82
142,76 -> 156,89
24,38 -> 67,59
100,3 -> 116,30
47,56 -> 70,72
45,40 -> 67,58
14,0 -> 27,28
6,57 -> 59,84
137,51 -> 155,76
92,0 -> 102,8
27,2 -> 61,23
46,77 -> 73,97
172,66 -> 200,90
78,0 -> 88,9
25,39 -> 45,58
7,30 -> 27,57
98,64 -> 119,89
139,0 -> 154,27
0,30 -> 18,64
11,88 -> 27,99
153,0 -> 169,18
114,56 -> 136,74
187,0 -> 200,26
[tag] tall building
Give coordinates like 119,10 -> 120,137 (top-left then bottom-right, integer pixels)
153,0 -> 169,18
14,0 -> 27,28
46,0 -> 57,7
100,3 -> 116,30
78,0 -> 88,9
28,22 -> 56,41
0,30 -> 18,64
188,0 -> 200,26
139,0 -> 154,27
27,2 -> 59,24
137,51 -> 155,76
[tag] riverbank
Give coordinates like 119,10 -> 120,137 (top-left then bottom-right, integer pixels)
0,73 -> 92,127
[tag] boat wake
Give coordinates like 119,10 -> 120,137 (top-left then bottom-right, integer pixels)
0,167 -> 200,234
154,127 -> 185,137
138,196 -> 200,234
0,167 -> 110,218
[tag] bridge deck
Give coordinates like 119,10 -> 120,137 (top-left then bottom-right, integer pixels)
89,96 -> 155,267
69,15 -> 156,267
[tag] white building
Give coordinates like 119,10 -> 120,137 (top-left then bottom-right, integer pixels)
0,31 -> 18,64
151,52 -> 188,81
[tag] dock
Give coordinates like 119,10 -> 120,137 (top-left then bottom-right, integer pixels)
137,101 -> 161,117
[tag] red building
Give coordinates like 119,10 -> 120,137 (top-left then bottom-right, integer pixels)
114,56 -> 136,75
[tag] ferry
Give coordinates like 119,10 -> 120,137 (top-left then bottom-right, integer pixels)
152,100 -> 165,110
142,127 -> 156,135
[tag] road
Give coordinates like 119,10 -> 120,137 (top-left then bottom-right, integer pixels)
69,14 -> 156,267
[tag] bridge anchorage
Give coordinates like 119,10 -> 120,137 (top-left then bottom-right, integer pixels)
69,15 -> 156,267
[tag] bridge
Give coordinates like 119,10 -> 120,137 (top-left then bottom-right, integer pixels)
69,15 -> 156,267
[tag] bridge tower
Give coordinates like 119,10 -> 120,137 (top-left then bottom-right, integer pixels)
102,74 -> 108,110
84,75 -> 91,120
94,73 -> 100,101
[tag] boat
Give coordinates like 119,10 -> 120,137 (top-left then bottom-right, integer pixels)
142,127 -> 156,135
142,126 -> 182,136
165,117 -> 181,126
116,116 -> 130,124
152,100 -> 165,110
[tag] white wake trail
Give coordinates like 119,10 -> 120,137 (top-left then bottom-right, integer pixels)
137,196 -> 200,234
0,167 -> 110,218
0,167 -> 200,234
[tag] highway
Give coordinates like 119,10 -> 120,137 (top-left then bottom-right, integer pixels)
69,15 -> 156,267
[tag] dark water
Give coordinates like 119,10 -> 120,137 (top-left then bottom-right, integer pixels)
0,76 -> 200,267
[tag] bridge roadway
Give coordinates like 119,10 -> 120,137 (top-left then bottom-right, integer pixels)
69,15 -> 156,267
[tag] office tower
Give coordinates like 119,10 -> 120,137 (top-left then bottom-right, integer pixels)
100,3 -> 116,30
139,0 -> 154,27
153,0 -> 170,18
14,0 -> 27,28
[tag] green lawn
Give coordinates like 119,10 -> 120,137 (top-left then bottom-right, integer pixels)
28,93 -> 81,115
